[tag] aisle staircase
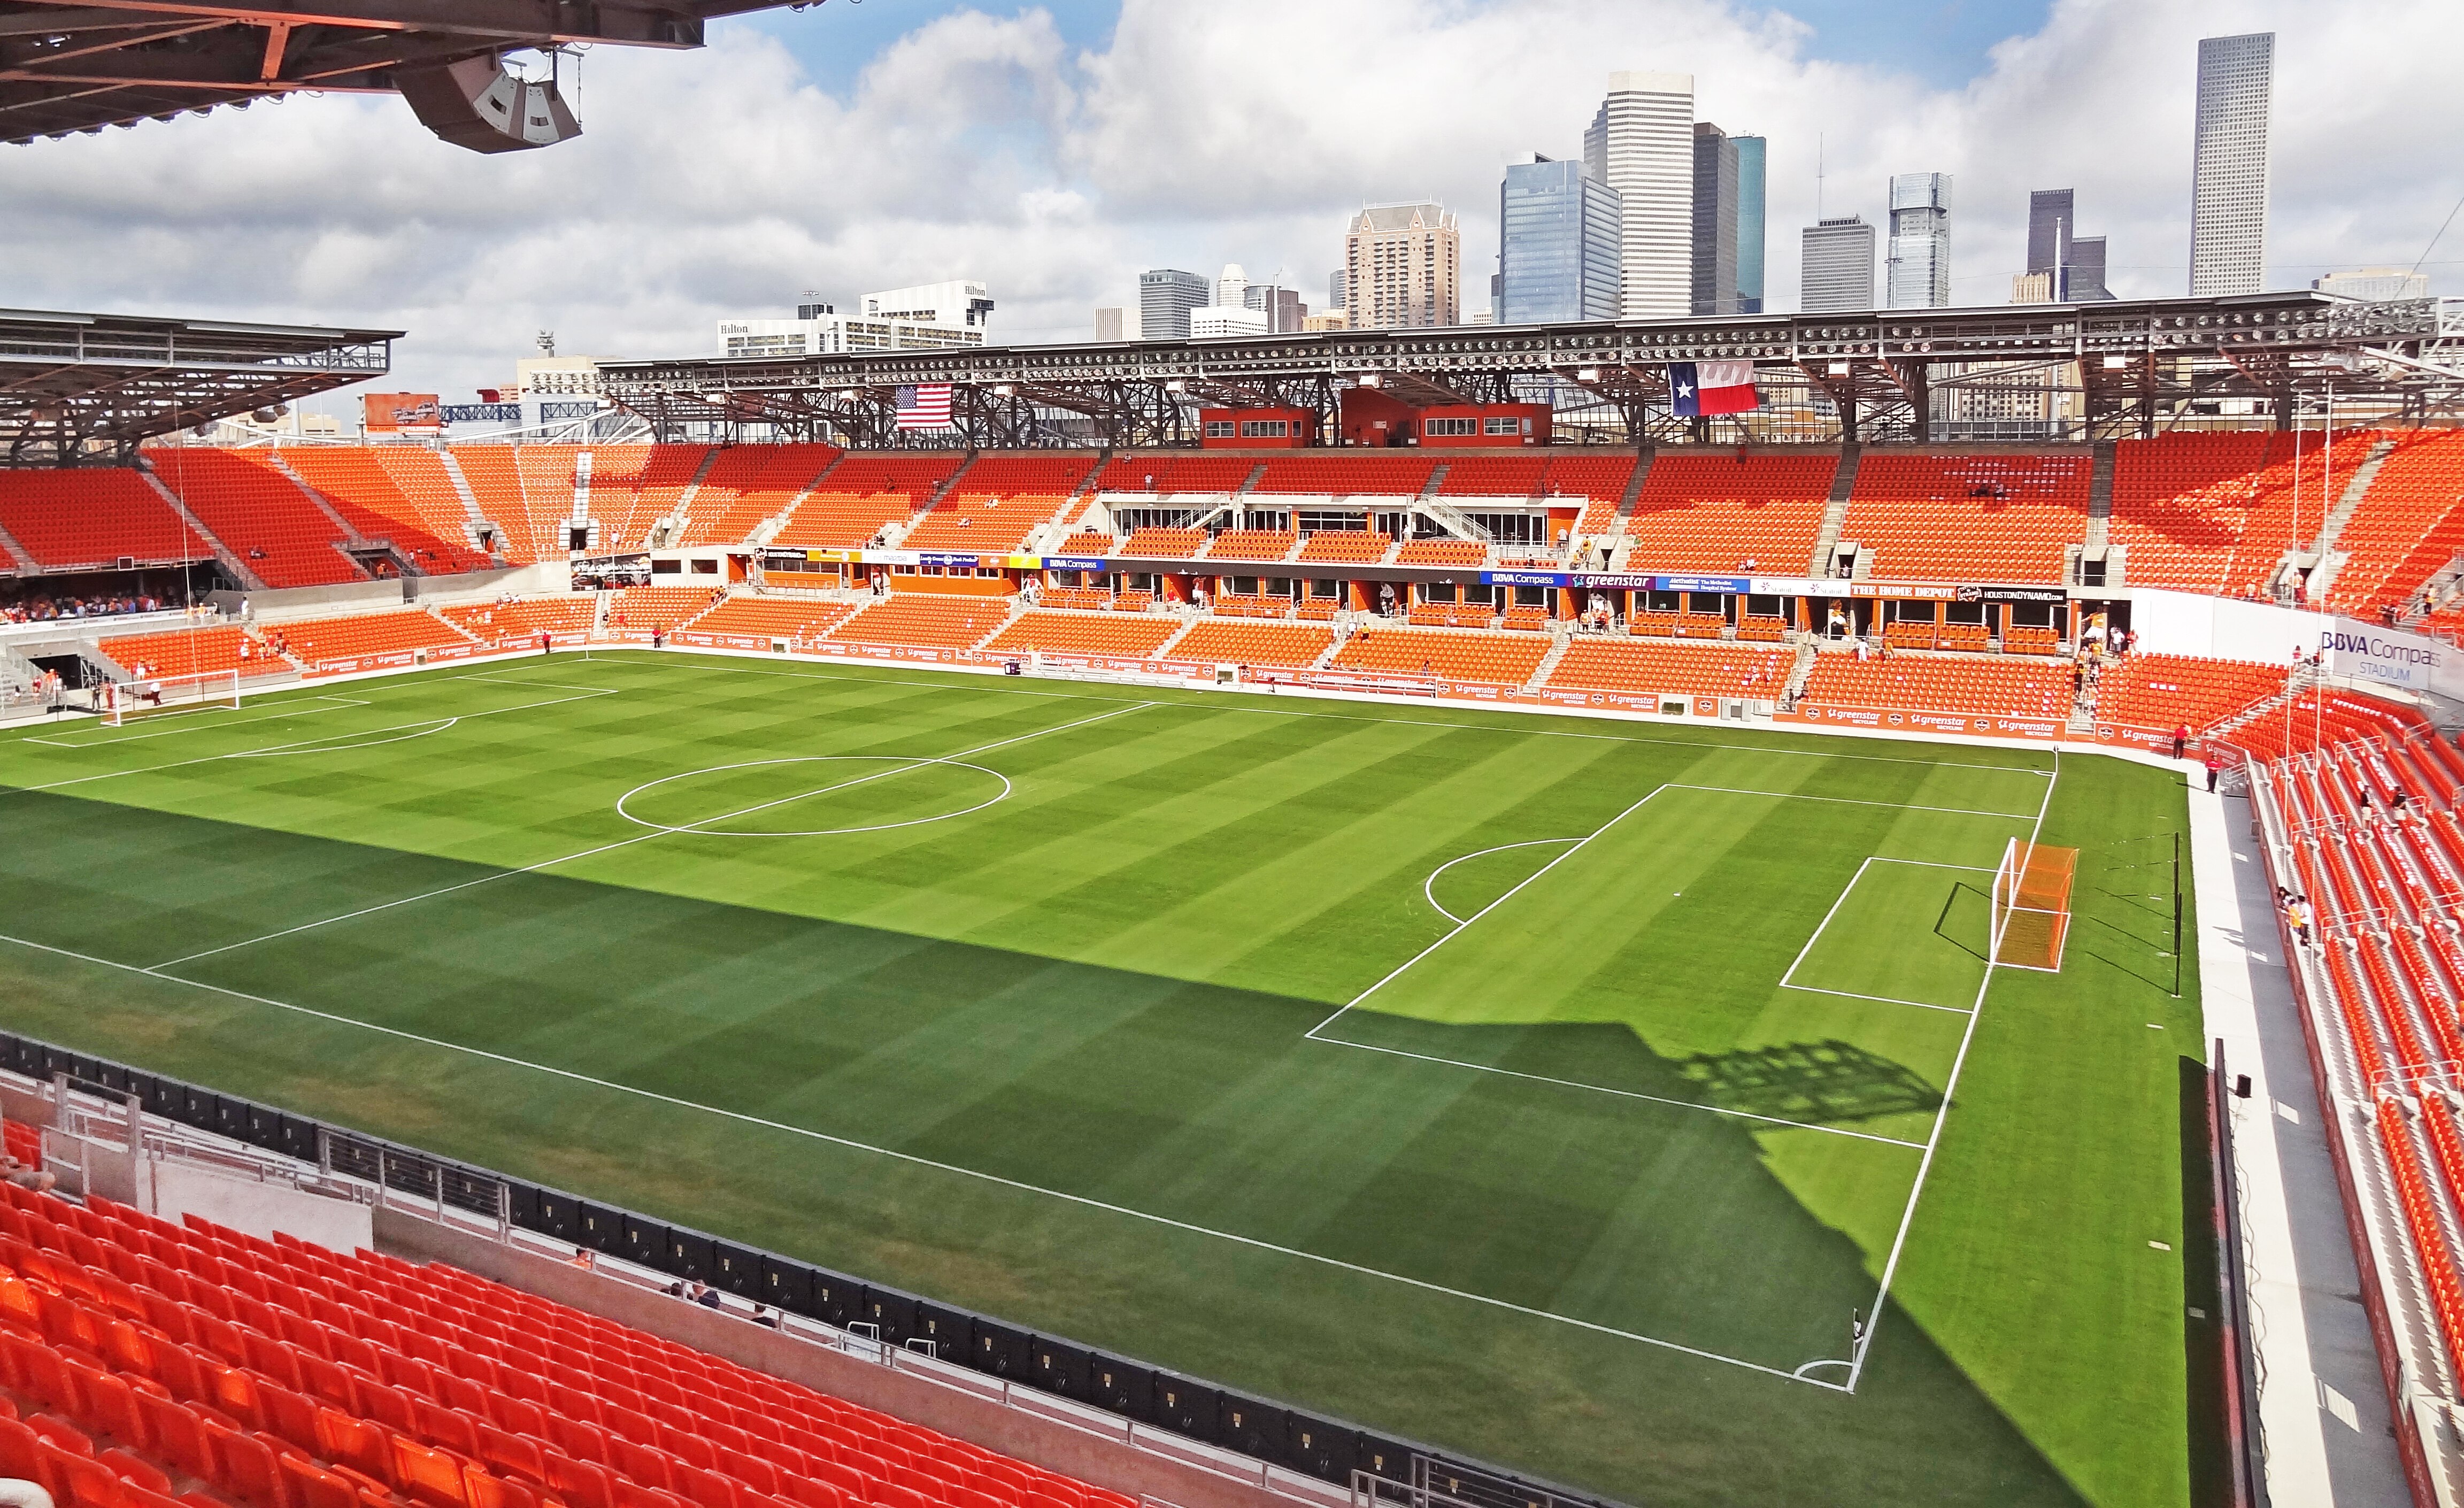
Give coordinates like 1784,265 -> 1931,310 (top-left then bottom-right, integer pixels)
433,451 -> 505,560
1524,635 -> 1571,690
1808,443 -> 1861,576
2307,436 -> 2401,599
135,471 -> 264,591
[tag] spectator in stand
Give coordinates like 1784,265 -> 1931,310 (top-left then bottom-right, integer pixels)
750,1304 -> 781,1329
2288,897 -> 2312,948
0,1152 -> 55,1193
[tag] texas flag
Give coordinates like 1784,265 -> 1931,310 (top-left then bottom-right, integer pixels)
1668,360 -> 1759,417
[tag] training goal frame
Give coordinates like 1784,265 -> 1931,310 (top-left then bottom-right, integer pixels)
1990,837 -> 2076,972
99,669 -> 241,727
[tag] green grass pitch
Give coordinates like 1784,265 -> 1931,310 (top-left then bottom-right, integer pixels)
0,652 -> 2214,1507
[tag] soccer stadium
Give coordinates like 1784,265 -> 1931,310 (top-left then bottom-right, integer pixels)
6,8 -> 2464,1508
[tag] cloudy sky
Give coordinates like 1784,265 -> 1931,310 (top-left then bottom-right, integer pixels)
6,0 -> 2459,407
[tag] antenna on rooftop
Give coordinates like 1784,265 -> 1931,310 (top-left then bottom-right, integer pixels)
1816,133 -> 1825,219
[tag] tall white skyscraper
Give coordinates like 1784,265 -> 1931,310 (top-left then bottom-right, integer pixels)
2190,33 -> 2273,296
1801,216 -> 1876,313
1885,172 -> 1952,309
1583,71 -> 1694,319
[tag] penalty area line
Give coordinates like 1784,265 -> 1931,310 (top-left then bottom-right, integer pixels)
0,927 -> 1847,1393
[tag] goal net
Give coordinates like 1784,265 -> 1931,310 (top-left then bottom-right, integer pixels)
1990,838 -> 2077,972
100,670 -> 241,727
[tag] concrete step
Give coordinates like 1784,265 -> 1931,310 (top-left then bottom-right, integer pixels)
2307,435 -> 2400,599
1809,444 -> 1861,577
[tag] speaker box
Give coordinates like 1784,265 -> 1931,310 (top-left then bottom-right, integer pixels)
400,54 -> 581,153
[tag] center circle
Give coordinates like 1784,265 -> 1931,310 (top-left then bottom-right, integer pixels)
615,756 -> 1012,837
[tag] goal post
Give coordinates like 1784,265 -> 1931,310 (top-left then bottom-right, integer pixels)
101,669 -> 241,727
1991,838 -> 2077,972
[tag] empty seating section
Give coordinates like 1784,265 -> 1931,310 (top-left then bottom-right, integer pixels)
1212,594 -> 1291,619
1328,628 -> 1549,686
981,612 -> 1180,658
1117,528 -> 1204,558
1630,612 -> 1723,640
1392,538 -> 1485,567
97,627 -> 260,679
1406,605 -> 1490,629
447,448 -> 558,566
1435,458 -> 1550,497
1622,455 -> 1835,572
815,454 -> 966,503
283,450 -> 492,575
682,598 -> 859,642
1166,620 -> 1334,667
603,589 -> 721,632
1543,456 -> 1642,536
945,455 -> 1097,500
827,596 -> 1007,649
0,471 -> 200,569
1296,532 -> 1390,564
2095,653 -> 2286,734
0,1180 -> 1130,1508
2106,432 -> 2341,594
1053,532 -> 1114,556
1800,657 -> 2073,718
1250,457 -> 1436,496
676,446 -> 841,548
272,612 -> 476,668
594,447 -> 711,556
2325,430 -> 2464,615
1202,531 -> 1295,562
900,496 -> 1066,554
1841,453 -> 2088,582
148,450 -> 361,588
772,494 -> 913,551
438,600 -> 598,645
2005,625 -> 2060,655
1091,456 -> 1255,494
1546,641 -> 1792,697
1038,588 -> 1110,611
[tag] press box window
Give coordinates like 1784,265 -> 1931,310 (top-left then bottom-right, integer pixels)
1203,421 -> 1236,439
1423,417 -> 1477,436
1482,417 -> 1523,436
1239,420 -> 1290,438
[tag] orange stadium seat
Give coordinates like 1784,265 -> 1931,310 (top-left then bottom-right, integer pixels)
1296,530 -> 1391,564
1392,538 -> 1487,567
827,595 -> 1008,649
680,597 -> 859,642
902,495 -> 1071,553
981,611 -> 1181,658
945,453 -> 1099,498
602,587 -> 724,632
96,625 -> 263,680
1839,453 -> 2088,582
1167,619 -> 1335,667
1542,455 -> 1643,537
675,445 -> 842,548
268,611 -> 477,669
1040,586 -> 1112,610
1118,527 -> 1206,558
1799,656 -> 2073,718
816,452 -> 967,502
1327,627 -> 1550,686
1251,456 -> 1436,495
1546,640 -> 1792,697
772,492 -> 915,550
437,598 -> 599,645
0,469 -> 205,570
283,448 -> 494,575
1053,530 -> 1115,555
2095,653 -> 2288,734
144,449 -> 363,588
2324,430 -> 2464,617
449,446 -> 560,565
1436,457 -> 1551,497
1623,453 -> 1835,572
1202,530 -> 1296,562
2107,431 -> 2373,596
1092,455 -> 1259,493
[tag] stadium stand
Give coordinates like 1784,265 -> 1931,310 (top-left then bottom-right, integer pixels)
1392,538 -> 1487,567
1038,587 -> 1110,611
944,454 -> 1098,500
813,453 -> 967,503
1165,620 -> 1335,668
771,493 -> 915,551
674,445 -> 841,549
0,1179 -> 1135,1508
1798,655 -> 2074,719
1296,531 -> 1391,564
1546,640 -> 1792,698
1839,453 -> 2090,582
1435,457 -> 1551,497
1623,453 -> 1836,572
1117,528 -> 1205,558
438,599 -> 599,645
1251,456 -> 1436,496
1052,532 -> 1114,556
1327,627 -> 1550,686
1090,456 -> 1256,494
1202,530 -> 1297,563
2095,653 -> 2288,735
2323,430 -> 2464,617
146,450 -> 363,588
901,495 -> 1067,554
0,470 -> 203,570
2106,432 -> 2367,596
980,612 -> 1181,658
827,596 -> 1008,649
283,449 -> 494,575
679,597 -> 859,643
603,588 -> 722,633
1542,455 -> 1643,537
269,611 -> 476,668
96,625 -> 263,679
448,448 -> 555,566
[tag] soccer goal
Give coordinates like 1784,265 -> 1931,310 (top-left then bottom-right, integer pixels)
99,669 -> 241,727
1990,837 -> 2078,972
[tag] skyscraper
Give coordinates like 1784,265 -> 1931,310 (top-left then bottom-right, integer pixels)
1690,122 -> 1739,317
2191,33 -> 2273,296
2069,236 -> 2112,301
1138,269 -> 1209,341
1328,270 -> 1348,321
1801,216 -> 1876,312
1885,172 -> 1952,309
1497,155 -> 1623,324
1344,202 -> 1460,328
1583,71 -> 1694,318
1734,135 -> 1767,314
2027,189 -> 2075,298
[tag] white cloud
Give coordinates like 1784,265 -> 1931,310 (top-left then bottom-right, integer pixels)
3,0 -> 2457,403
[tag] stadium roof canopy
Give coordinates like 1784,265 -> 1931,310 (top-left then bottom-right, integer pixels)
599,290 -> 2464,449
0,306 -> 397,466
0,1 -> 803,149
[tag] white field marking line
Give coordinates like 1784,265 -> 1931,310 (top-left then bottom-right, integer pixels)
0,926 -> 1846,1393
1777,984 -> 1974,1015
605,652 -> 2061,776
17,697 -> 371,749
1303,784 -> 1673,1040
227,719 -> 457,758
614,756 -> 1014,838
1668,783 -> 2043,820
1774,857 -> 1998,1015
448,673 -> 625,695
144,700 -> 1155,971
1421,838 -> 1579,925
2,686 -> 621,796
1308,1035 -> 1927,1149
1845,747 -> 2061,1394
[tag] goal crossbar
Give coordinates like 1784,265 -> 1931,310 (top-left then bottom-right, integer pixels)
1990,838 -> 2077,972
101,669 -> 242,727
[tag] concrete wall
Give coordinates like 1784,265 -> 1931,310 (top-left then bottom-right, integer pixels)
211,561 -> 572,622
374,1208 -> 1305,1508
151,1163 -> 372,1252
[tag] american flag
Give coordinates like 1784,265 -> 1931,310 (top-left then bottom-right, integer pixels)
895,383 -> 954,430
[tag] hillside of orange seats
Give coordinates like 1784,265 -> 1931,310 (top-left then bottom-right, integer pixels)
683,598 -> 859,641
1251,456 -> 1436,496
676,446 -> 842,548
1392,538 -> 1485,567
1622,453 -> 1836,572
0,1180 -> 1132,1508
270,612 -> 476,667
1540,455 -> 1642,516
1296,531 -> 1390,564
1435,458 -> 1550,497
1090,455 -> 1256,493
449,449 -> 558,566
980,612 -> 1181,658
901,496 -> 1067,554
2096,653 -> 2287,734
604,588 -> 723,632
772,494 -> 914,551
0,470 -> 204,570
2107,432 -> 2361,595
827,596 -> 1008,649
96,626 -> 263,679
1546,640 -> 1791,697
1202,530 -> 1295,563
1840,453 -> 2088,583
1799,656 -> 2073,719
1052,532 -> 1113,556
1167,620 -> 1334,668
945,455 -> 1097,499
146,450 -> 363,588
2325,430 -> 2464,615
438,600 -> 599,644
1327,627 -> 1550,686
591,447 -> 712,557
816,454 -> 966,502
1116,528 -> 1204,558
283,450 -> 494,576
